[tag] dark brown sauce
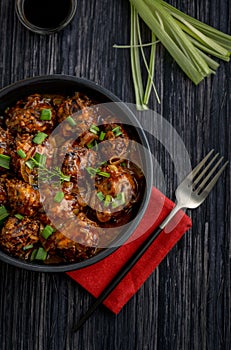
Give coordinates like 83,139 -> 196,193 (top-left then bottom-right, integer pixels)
23,0 -> 72,29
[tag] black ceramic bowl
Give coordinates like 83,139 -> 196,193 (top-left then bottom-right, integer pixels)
0,75 -> 153,272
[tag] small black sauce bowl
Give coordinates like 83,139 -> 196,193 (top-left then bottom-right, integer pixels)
0,75 -> 153,272
15,0 -> 78,35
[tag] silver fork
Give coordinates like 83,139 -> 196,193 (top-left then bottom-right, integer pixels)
160,149 -> 229,229
74,150 -> 228,332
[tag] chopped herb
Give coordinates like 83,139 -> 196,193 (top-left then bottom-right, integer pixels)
0,154 -> 11,169
42,225 -> 54,239
33,132 -> 48,145
14,214 -> 24,220
0,205 -> 9,222
54,191 -> 64,203
25,159 -> 35,170
23,244 -> 34,251
98,171 -> 110,178
40,109 -> 52,120
17,149 -> 26,159
104,194 -> 111,207
66,116 -> 77,126
90,124 -> 100,134
112,126 -> 122,137
34,247 -> 47,261
96,191 -> 105,202
112,192 -> 126,209
86,167 -> 100,176
30,249 -> 38,261
87,140 -> 98,150
34,152 -> 47,166
99,131 -> 106,141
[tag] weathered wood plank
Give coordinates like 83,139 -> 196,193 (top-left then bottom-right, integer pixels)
0,1 -> 230,349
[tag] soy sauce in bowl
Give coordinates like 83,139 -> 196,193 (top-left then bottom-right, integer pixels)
15,0 -> 77,34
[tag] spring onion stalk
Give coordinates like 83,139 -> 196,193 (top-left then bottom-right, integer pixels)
128,0 -> 231,108
130,4 -> 147,110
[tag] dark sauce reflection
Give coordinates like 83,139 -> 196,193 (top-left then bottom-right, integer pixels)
23,0 -> 72,29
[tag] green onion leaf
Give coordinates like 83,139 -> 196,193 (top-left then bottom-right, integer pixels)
34,247 -> 47,261
112,192 -> 126,209
66,116 -> 77,126
30,249 -> 38,261
42,225 -> 54,239
15,213 -> 24,220
17,149 -> 26,159
86,167 -> 100,176
98,171 -> 110,178
0,154 -> 11,169
54,191 -> 64,203
40,109 -> 52,121
25,159 -> 35,170
104,194 -> 111,207
90,124 -> 100,134
0,205 -> 9,221
33,132 -> 48,145
112,126 -> 123,137
23,244 -> 34,251
96,191 -> 105,201
34,152 -> 47,166
99,131 -> 106,141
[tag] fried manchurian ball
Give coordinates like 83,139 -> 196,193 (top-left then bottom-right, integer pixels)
6,178 -> 41,216
0,175 -> 8,205
5,94 -> 56,134
41,213 -> 100,262
0,216 -> 40,259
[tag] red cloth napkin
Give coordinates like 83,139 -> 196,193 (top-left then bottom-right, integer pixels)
67,187 -> 192,314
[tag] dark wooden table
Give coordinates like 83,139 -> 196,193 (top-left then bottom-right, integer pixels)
0,1 -> 230,349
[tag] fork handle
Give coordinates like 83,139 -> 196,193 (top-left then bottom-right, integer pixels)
159,202 -> 184,229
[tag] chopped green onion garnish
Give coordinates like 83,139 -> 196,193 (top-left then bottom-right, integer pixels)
34,247 -> 47,261
66,116 -> 77,126
0,154 -> 11,169
34,152 -> 47,166
97,191 -> 105,202
98,171 -> 110,178
40,109 -> 52,120
86,167 -> 100,176
112,192 -> 126,209
87,140 -> 98,150
99,131 -> 106,141
0,205 -> 9,221
23,244 -> 34,251
33,132 -> 48,145
54,191 -> 64,203
104,194 -> 111,208
112,126 -> 122,137
15,214 -> 24,220
90,124 -> 100,134
17,149 -> 26,159
42,225 -> 54,239
30,249 -> 38,261
25,159 -> 35,170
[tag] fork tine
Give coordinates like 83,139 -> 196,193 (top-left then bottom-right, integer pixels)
186,149 -> 214,181
192,152 -> 219,187
195,156 -> 224,192
197,160 -> 229,196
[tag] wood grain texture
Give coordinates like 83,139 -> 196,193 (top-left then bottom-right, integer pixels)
0,1 -> 230,349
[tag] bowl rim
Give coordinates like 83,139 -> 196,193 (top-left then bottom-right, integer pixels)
0,74 -> 153,272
